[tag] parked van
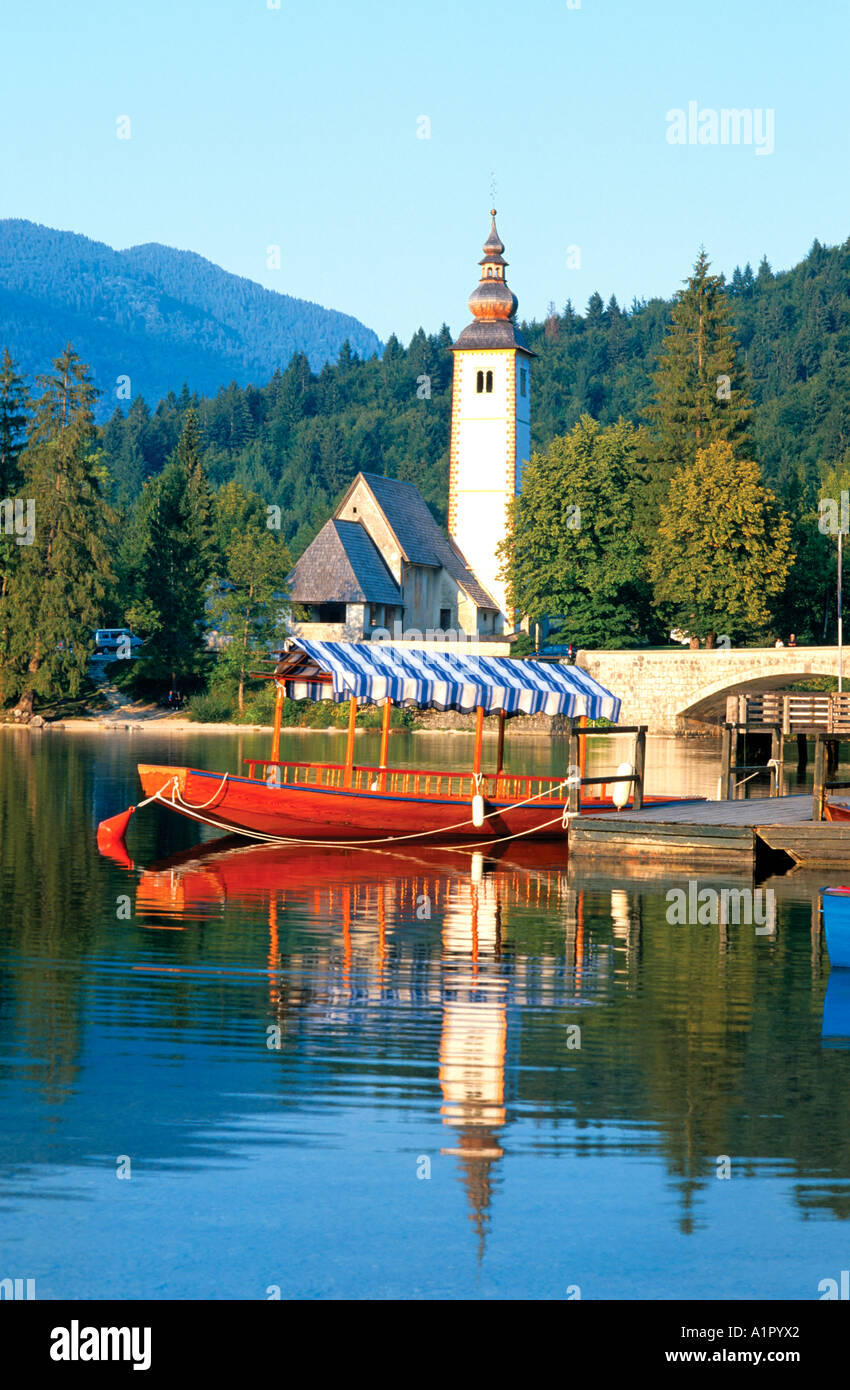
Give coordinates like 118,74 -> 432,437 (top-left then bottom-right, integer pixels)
93,628 -> 143,655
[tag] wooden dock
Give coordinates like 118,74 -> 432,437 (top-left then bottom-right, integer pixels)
570,795 -> 850,871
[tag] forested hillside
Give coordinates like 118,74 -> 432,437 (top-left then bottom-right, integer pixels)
0,220 -> 382,410
95,235 -> 850,558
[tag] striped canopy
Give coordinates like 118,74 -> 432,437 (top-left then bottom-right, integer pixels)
274,640 -> 621,720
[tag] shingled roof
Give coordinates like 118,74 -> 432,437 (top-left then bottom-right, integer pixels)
352,473 -> 500,612
287,519 -> 401,606
451,318 -> 535,354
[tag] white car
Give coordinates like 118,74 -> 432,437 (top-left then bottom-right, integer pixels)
94,628 -> 143,656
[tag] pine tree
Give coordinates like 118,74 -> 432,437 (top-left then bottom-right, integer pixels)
647,250 -> 754,475
0,349 -> 31,668
1,346 -> 114,714
127,408 -> 215,689
0,348 -> 28,496
648,440 -> 794,643
209,483 -> 290,712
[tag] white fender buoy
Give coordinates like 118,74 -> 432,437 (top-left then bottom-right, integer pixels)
472,793 -> 485,828
612,762 -> 634,810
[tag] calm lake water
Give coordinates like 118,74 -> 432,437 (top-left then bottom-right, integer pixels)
0,725 -> 848,1300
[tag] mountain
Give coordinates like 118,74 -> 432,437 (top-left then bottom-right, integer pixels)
0,219 -> 382,412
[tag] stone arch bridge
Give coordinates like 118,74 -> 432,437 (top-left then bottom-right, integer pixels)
578,647 -> 844,734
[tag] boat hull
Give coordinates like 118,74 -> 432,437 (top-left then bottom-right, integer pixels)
137,763 -> 702,845
822,888 -> 850,968
138,763 -> 569,842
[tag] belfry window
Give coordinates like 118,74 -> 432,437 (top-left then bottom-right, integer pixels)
485,370 -> 493,393
476,370 -> 484,393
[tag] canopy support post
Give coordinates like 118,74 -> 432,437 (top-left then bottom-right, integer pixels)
271,680 -> 285,765
472,705 -> 485,780
344,695 -> 358,788
379,697 -> 392,790
495,708 -> 506,779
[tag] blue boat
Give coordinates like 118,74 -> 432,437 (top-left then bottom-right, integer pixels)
821,888 -> 850,968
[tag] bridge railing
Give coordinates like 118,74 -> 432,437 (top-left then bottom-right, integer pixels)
726,692 -> 850,733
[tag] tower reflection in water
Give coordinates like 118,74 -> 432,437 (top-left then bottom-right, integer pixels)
133,839 -> 574,1249
439,854 -> 508,1252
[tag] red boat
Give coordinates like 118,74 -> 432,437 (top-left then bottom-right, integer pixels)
134,757 -> 696,845
824,800 -> 850,822
98,640 -> 698,851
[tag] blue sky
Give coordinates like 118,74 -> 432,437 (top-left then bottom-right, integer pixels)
2,0 -> 849,345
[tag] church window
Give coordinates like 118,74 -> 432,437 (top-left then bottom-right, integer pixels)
485,370 -> 493,393
487,267 -> 494,277
520,367 -> 527,397
476,370 -> 484,393
439,608 -> 451,630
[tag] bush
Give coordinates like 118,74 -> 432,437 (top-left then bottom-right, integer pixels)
185,691 -> 235,723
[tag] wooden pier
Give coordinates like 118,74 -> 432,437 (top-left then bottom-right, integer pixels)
570,794 -> 850,871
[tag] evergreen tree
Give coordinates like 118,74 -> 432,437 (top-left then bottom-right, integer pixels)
127,408 -> 215,689
0,348 -> 28,495
0,349 -> 30,668
647,250 -> 754,475
1,346 -> 114,714
209,484 -> 291,712
648,441 -> 794,643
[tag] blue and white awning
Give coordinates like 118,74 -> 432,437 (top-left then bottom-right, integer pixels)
275,640 -> 621,720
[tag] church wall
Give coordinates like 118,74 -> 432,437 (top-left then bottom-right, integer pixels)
401,563 -> 442,632
336,479 -> 404,584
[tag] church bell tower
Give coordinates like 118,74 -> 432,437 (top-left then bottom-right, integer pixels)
448,211 -> 535,629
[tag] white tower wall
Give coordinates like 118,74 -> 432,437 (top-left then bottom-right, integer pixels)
449,348 -> 531,626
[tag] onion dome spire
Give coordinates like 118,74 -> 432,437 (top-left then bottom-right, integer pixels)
451,209 -> 535,355
467,209 -> 518,322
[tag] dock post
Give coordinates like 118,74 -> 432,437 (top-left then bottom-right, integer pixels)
813,734 -> 826,822
770,725 -> 783,796
633,726 -> 646,810
568,721 -> 580,814
720,723 -> 733,801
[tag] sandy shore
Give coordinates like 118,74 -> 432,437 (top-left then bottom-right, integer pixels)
32,719 -> 486,735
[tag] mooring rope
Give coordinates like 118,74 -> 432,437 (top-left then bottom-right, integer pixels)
150,772 -> 575,848
170,771 -> 230,810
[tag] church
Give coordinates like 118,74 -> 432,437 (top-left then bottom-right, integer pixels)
286,211 -> 534,645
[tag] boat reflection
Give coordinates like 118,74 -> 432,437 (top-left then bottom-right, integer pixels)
822,969 -> 850,1048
